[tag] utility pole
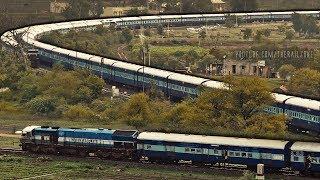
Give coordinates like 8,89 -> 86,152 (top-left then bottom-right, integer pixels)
148,48 -> 151,66
142,47 -> 146,93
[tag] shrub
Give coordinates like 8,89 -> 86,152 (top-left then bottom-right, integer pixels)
26,96 -> 57,115
0,101 -> 20,113
63,105 -> 99,120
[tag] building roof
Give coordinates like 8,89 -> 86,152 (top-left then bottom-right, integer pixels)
211,0 -> 226,4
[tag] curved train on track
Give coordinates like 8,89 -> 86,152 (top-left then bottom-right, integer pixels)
21,125 -> 320,174
1,11 -> 320,134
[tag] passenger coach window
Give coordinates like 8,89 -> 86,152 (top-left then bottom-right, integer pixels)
294,156 -> 299,161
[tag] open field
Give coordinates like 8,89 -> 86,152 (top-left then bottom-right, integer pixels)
151,22 -> 320,47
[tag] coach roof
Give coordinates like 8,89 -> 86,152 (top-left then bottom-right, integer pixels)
138,132 -> 289,149
291,142 -> 320,153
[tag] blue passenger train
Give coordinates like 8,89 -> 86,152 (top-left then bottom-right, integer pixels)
1,11 -> 320,135
21,126 -> 320,174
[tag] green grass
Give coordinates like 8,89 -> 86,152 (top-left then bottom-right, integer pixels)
0,137 -> 20,148
0,154 -> 244,179
150,45 -> 209,56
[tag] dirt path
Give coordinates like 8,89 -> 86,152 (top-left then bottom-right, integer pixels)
0,133 -> 20,138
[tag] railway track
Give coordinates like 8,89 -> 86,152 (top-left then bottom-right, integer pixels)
0,148 -> 24,154
0,148 -> 313,179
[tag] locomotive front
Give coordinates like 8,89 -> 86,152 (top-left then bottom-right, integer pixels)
20,126 -> 40,151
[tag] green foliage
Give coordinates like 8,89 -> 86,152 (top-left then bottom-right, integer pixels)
144,28 -> 152,37
288,68 -> 320,97
94,25 -> 109,35
242,28 -> 253,40
0,51 -> 27,90
199,29 -> 206,40
225,14 -> 242,28
122,93 -> 153,129
120,28 -> 133,43
181,0 -> 213,13
63,0 -> 104,19
63,105 -> 99,120
254,30 -> 263,43
26,96 -> 57,115
261,28 -> 271,37
278,64 -> 296,79
195,76 -> 276,132
285,29 -> 295,41
277,24 -> 290,33
0,101 -> 20,113
229,0 -> 257,11
292,13 -> 319,35
245,114 -> 287,136
157,24 -> 164,36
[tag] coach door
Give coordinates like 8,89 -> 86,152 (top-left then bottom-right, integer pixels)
165,143 -> 176,159
203,148 -> 210,162
261,152 -> 273,166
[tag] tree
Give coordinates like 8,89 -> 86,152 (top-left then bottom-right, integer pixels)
94,25 -> 108,35
225,14 -> 241,28
63,104 -> 97,120
181,0 -> 213,13
195,76 -> 276,131
224,76 -> 274,124
288,68 -> 320,97
144,28 -> 152,37
157,24 -> 164,36
278,64 -> 296,80
245,114 -> 287,136
122,93 -> 153,129
291,13 -> 319,35
120,28 -> 133,43
242,28 -> 253,40
261,28 -> 271,37
254,30 -> 263,43
95,0 -> 105,17
285,29 -> 295,41
292,13 -> 303,33
209,48 -> 226,60
229,0 -> 257,12
27,96 -> 57,115
63,0 -> 92,19
198,29 -> 206,45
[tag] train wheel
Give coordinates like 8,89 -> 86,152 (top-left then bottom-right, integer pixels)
97,150 -> 110,159
78,150 -> 88,157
